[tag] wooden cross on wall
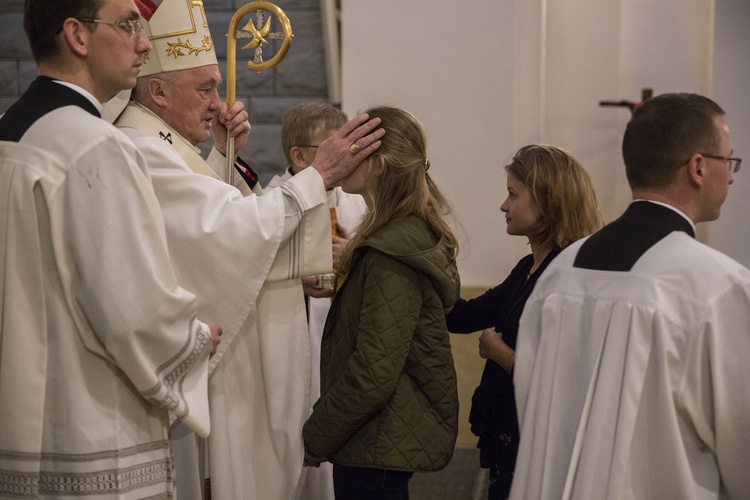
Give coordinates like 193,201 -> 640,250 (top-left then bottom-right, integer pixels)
600,87 -> 653,114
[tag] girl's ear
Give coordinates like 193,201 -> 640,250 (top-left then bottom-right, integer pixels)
372,155 -> 386,176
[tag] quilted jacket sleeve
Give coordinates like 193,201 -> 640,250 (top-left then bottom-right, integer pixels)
303,251 -> 422,457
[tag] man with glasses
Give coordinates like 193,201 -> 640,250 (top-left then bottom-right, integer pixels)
511,93 -> 749,499
0,0 -> 222,497
76,17 -> 143,32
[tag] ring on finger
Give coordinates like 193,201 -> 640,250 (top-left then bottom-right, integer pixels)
349,143 -> 361,155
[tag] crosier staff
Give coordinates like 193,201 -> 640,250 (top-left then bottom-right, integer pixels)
225,1 -> 293,186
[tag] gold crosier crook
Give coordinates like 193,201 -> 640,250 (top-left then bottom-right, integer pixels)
225,1 -> 293,186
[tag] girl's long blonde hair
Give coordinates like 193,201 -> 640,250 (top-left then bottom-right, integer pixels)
337,106 -> 458,275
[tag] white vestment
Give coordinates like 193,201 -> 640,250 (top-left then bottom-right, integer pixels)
116,102 -> 331,499
512,232 -> 750,500
0,93 -> 211,498
267,171 -> 366,500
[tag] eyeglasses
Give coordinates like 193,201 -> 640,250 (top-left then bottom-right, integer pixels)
76,18 -> 144,35
700,153 -> 742,174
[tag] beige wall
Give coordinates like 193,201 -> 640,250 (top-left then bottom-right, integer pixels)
341,0 -> 749,282
708,0 -> 750,266
341,0 -> 522,290
448,286 -> 487,449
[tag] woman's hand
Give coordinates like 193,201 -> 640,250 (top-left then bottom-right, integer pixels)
478,328 -> 515,373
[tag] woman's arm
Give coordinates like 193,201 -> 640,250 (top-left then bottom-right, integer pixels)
478,328 -> 515,373
446,256 -> 532,333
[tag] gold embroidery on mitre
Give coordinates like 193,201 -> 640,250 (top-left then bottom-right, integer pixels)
137,0 -> 218,76
165,35 -> 215,58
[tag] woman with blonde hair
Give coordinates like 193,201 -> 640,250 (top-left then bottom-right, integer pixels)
447,144 -> 603,499
302,106 -> 460,499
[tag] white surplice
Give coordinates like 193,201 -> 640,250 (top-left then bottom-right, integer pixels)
266,171 -> 366,500
116,102 -> 332,500
512,232 -> 750,500
0,101 -> 211,498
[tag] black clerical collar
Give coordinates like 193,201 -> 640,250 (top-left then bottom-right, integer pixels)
631,199 -> 696,234
52,79 -> 103,114
0,76 -> 102,142
574,200 -> 695,271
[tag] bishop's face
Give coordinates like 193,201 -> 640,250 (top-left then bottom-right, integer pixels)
500,173 -> 541,238
160,64 -> 222,146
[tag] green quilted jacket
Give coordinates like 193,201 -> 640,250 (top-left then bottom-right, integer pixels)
302,215 -> 460,472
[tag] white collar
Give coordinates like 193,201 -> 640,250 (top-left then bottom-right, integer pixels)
52,80 -> 103,113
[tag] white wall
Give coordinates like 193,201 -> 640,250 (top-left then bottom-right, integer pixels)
708,0 -> 750,268
342,0 -> 750,286
342,0 -> 518,286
